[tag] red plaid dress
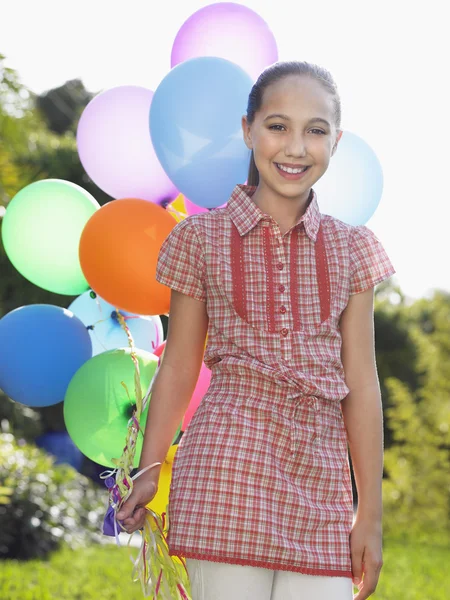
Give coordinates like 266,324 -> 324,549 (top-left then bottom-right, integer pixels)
155,184 -> 395,578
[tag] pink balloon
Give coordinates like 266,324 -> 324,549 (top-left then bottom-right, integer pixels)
171,3 -> 278,81
184,196 -> 208,216
77,86 -> 177,204
153,341 -> 212,430
182,363 -> 212,430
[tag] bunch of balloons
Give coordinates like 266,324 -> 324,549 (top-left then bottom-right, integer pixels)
0,4 -> 385,568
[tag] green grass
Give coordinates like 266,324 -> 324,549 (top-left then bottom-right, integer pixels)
0,544 -> 145,600
374,538 -> 448,600
0,538 -> 448,599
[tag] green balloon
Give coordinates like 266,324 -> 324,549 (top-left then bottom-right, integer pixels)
2,179 -> 99,295
64,348 -> 163,468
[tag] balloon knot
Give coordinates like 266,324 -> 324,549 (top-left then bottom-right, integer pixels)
111,310 -> 122,323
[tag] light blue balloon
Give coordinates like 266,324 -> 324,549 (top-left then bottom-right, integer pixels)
68,291 -> 164,356
314,131 -> 384,225
150,56 -> 253,208
0,304 -> 92,407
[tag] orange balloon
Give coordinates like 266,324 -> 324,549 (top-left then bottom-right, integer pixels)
79,198 -> 176,315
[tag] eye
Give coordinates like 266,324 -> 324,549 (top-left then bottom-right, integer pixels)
268,124 -> 286,131
309,128 -> 326,135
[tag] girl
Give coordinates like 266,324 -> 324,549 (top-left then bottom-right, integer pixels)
117,61 -> 395,600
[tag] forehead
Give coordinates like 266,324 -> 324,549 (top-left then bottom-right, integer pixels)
258,75 -> 335,121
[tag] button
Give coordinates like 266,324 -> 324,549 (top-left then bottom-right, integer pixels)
280,305 -> 287,314
281,328 -> 289,337
277,263 -> 284,270
278,285 -> 285,293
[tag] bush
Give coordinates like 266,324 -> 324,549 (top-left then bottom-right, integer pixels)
0,432 -> 106,559
0,394 -> 43,442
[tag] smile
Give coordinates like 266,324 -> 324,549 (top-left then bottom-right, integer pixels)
275,163 -> 310,179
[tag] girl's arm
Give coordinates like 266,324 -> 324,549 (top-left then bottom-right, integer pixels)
340,287 -> 383,600
117,289 -> 209,531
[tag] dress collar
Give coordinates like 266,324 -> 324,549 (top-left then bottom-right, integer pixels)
226,184 -> 321,242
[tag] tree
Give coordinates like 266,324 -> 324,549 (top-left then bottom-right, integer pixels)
36,79 -> 93,135
382,291 -> 450,544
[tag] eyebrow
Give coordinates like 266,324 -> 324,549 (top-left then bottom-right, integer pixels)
263,114 -> 331,127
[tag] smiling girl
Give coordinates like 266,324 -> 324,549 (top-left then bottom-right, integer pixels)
117,61 -> 395,600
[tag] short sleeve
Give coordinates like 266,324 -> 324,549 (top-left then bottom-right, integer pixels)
349,225 -> 395,295
155,218 -> 206,302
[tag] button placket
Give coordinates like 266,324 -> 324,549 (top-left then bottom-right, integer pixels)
275,232 -> 291,352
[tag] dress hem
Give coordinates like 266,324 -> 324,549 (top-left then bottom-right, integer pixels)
169,548 -> 353,579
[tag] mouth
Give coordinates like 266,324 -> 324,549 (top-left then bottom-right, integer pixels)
274,163 -> 311,180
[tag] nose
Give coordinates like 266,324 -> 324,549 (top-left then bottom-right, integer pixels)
284,131 -> 307,158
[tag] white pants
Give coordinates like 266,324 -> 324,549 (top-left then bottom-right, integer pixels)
186,559 -> 354,600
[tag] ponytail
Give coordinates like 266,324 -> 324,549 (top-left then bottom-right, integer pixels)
247,150 -> 259,186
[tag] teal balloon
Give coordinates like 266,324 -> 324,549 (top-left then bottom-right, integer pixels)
1,179 -> 99,294
314,131 -> 384,225
150,57 -> 253,208
64,348 -> 161,468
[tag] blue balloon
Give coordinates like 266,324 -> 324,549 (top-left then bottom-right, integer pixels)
68,291 -> 164,356
150,56 -> 253,208
36,432 -> 83,470
0,304 -> 92,407
314,131 -> 384,225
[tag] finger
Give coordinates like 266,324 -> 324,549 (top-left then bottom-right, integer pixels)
116,497 -> 137,521
122,507 -> 147,531
353,567 -> 381,600
116,494 -> 138,521
351,549 -> 364,587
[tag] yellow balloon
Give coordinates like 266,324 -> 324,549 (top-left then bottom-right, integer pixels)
166,194 -> 188,223
146,444 -> 178,515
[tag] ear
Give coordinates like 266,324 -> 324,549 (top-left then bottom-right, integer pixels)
241,115 -> 253,150
331,129 -> 343,156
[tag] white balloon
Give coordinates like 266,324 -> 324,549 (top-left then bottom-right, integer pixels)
314,131 -> 384,225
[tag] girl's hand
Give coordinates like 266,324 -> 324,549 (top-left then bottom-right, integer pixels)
350,517 -> 383,600
116,472 -> 159,533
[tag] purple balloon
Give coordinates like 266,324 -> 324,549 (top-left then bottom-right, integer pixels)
77,86 -> 177,204
171,3 -> 278,81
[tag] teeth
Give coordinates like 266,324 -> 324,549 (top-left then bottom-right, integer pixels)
277,164 -> 307,174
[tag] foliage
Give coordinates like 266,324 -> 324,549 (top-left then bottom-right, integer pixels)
374,281 -> 420,448
0,396 -> 43,442
0,57 -> 109,319
36,78 -> 93,135
0,433 -> 106,560
0,54 -> 110,211
382,291 -> 450,544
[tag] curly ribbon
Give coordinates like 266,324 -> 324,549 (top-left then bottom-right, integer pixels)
101,310 -> 191,599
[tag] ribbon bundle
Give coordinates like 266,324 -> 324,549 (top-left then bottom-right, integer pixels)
101,311 -> 191,598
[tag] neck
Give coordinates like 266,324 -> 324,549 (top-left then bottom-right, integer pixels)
251,184 -> 312,234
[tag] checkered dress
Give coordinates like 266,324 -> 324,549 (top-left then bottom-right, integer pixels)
155,184 -> 395,578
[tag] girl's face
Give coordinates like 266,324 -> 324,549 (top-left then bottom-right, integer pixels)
242,75 -> 342,203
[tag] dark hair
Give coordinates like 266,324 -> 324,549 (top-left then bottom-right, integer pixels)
246,61 -> 341,186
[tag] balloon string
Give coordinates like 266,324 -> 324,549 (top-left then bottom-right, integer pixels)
101,309 -> 191,598
166,205 -> 188,220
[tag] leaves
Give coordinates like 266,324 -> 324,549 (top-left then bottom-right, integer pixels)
381,292 -> 450,544
0,433 -> 106,559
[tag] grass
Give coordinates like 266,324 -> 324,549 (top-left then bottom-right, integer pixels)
0,538 -> 448,599
374,538 -> 448,600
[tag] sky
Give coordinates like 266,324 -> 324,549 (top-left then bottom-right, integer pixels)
1,0 -> 448,301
